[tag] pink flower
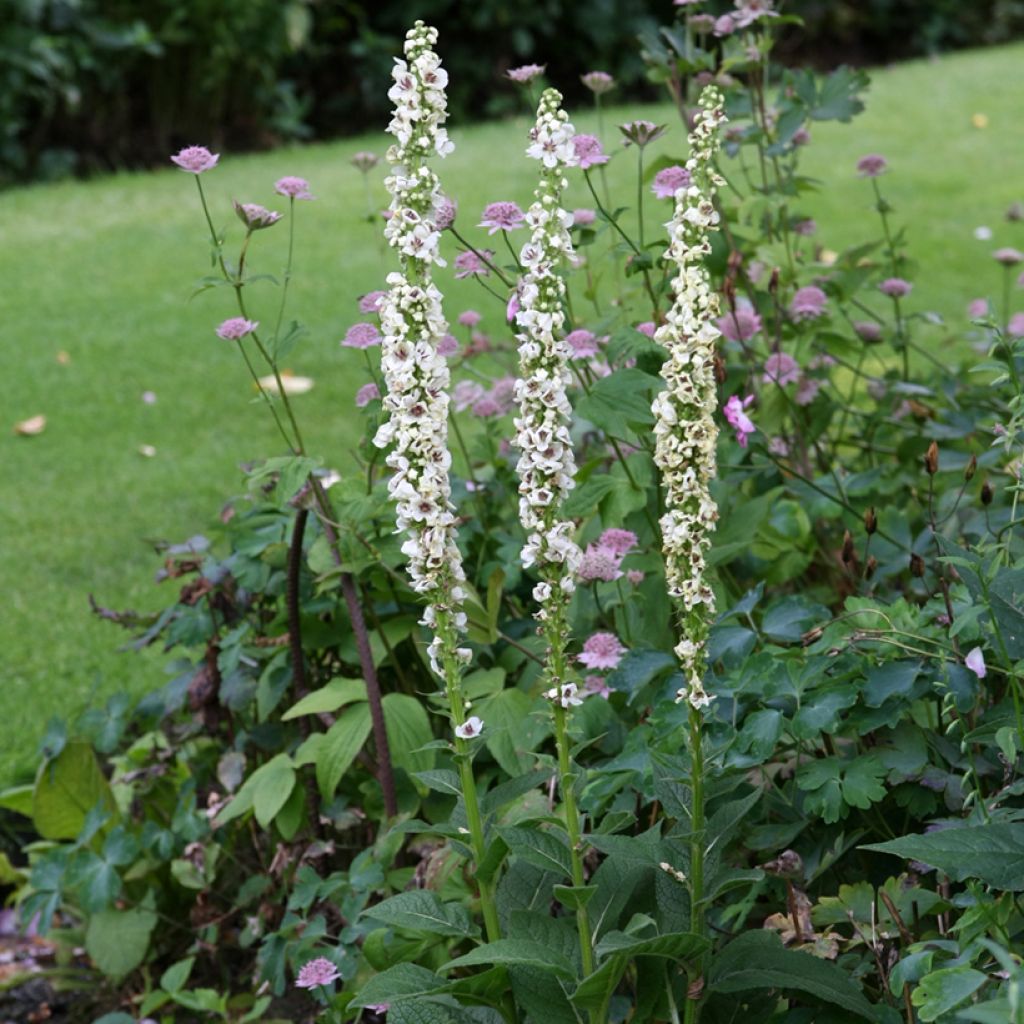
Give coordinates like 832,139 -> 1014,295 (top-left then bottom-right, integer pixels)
652,165 -> 692,199
626,569 -> 644,586
454,250 -> 493,279
994,247 -> 1024,267
879,278 -> 912,298
351,151 -> 379,173
857,154 -> 888,177
233,201 -> 282,230
436,196 -> 458,231
965,647 -> 987,679
723,394 -> 756,447
716,304 -> 762,342
506,64 -> 545,84
733,0 -> 779,28
171,145 -> 219,174
437,334 -> 459,356
598,528 -> 638,555
713,14 -> 736,36
274,176 -> 314,200
566,329 -> 599,358
578,632 -> 626,671
791,127 -> 811,146
216,317 -> 258,340
619,120 -> 666,148
795,377 -> 822,405
768,436 -> 790,456
479,201 -> 525,234
581,71 -> 615,95
453,380 -> 486,412
968,298 -> 989,318
343,322 -> 382,349
573,208 -> 596,226
578,544 -> 624,583
457,310 -> 482,327
636,321 -> 657,337
583,675 -> 611,700
455,716 -> 484,739
573,134 -> 609,170
854,321 -> 883,342
358,291 -> 386,314
1009,313 -> 1024,338
789,285 -> 827,320
763,352 -> 800,386
688,13 -> 716,32
793,218 -> 816,236
295,958 -> 341,989
355,382 -> 381,407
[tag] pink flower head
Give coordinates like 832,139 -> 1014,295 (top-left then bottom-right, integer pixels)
857,154 -> 888,177
716,304 -> 762,342
619,120 -> 667,148
457,310 -> 482,327
566,329 -> 599,358
854,320 -> 883,342
791,126 -> 811,146
733,0 -> 779,28
454,249 -> 493,279
965,647 -> 987,679
573,208 -> 596,226
435,195 -> 458,231
652,165 -> 692,199
968,298 -> 989,318
506,64 -> 546,84
233,201 -> 282,231
1009,313 -> 1024,338
358,290 -> 387,314
355,382 -> 381,408
453,380 -> 486,412
343,322 -> 382,349
578,632 -> 626,671
688,14 -> 716,32
723,394 -> 756,447
573,134 -> 609,170
581,71 -> 615,95
793,218 -> 817,236
879,277 -> 913,298
598,528 -> 638,555
583,675 -> 611,700
455,716 -> 484,739
479,201 -> 526,234
626,569 -> 644,586
636,321 -> 657,337
789,285 -> 827,320
578,544 -> 625,583
763,352 -> 800,386
171,145 -> 219,174
274,176 -> 314,200
295,958 -> 341,989
216,317 -> 258,340
994,247 -> 1024,267
437,333 -> 460,357
351,151 -> 379,173
713,14 -> 736,36
795,377 -> 822,406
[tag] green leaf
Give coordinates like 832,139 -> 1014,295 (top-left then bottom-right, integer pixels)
85,904 -> 157,979
499,825 -> 573,879
383,692 -> 436,776
481,689 -> 548,776
606,650 -> 676,700
554,884 -> 598,911
863,824 -> 1024,889
442,939 -> 576,979
708,930 -> 874,1018
863,660 -> 923,707
353,964 -> 451,1006
363,890 -> 476,938
576,368 -> 660,438
0,785 -> 34,818
316,703 -> 373,800
68,852 -> 121,912
911,966 -> 987,1022
160,956 -> 195,993
218,753 -> 296,829
761,597 -> 828,643
736,709 -> 783,761
281,676 -> 367,719
33,740 -> 116,840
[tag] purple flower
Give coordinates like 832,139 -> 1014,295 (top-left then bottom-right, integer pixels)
578,632 -> 626,670
789,285 -> 827,320
763,352 -> 800,386
626,569 -> 644,585
274,176 -> 314,200
1009,313 -> 1024,338
879,278 -> 913,298
437,334 -> 460,357
506,64 -> 546,84
713,14 -> 736,36
854,320 -> 883,342
566,329 -> 599,358
793,218 -> 816,236
599,528 -> 638,555
994,247 -> 1024,267
581,71 -> 615,95
454,249 -> 493,279
573,134 -> 609,170
233,201 -> 282,231
355,382 -> 381,408
619,120 -> 667,148
967,298 -> 989,318
636,321 -> 656,337
453,380 -> 486,412
716,304 -> 762,342
965,647 -> 987,679
578,544 -> 624,583
791,126 -> 811,146
343,322 -> 382,349
652,165 -> 692,199
171,145 -> 219,174
479,201 -> 526,234
216,317 -> 258,340
573,208 -> 596,226
358,290 -> 386,314
295,958 -> 341,990
351,151 -> 379,173
795,377 -> 822,405
857,154 -> 888,178
723,394 -> 756,447
583,675 -> 611,700
435,196 -> 458,231
457,310 -> 482,327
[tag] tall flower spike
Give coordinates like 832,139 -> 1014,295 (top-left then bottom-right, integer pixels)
512,88 -> 582,673
651,86 -> 727,710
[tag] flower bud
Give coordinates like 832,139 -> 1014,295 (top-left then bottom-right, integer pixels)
910,553 -> 925,577
964,455 -> 977,481
981,480 -> 994,505
924,440 -> 939,476
864,506 -> 877,534
769,266 -> 780,295
841,530 -> 855,564
865,555 -> 878,579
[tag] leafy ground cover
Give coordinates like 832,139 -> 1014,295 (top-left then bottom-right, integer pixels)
3,41 -> 1023,786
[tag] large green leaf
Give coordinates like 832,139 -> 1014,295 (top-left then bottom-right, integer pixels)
911,966 -> 987,1021
575,367 -> 660,439
499,825 -> 573,879
33,741 -> 116,840
353,964 -> 451,1006
281,677 -> 366,720
383,692 -> 436,776
442,939 -> 576,980
215,753 -> 296,828
863,824 -> 1024,889
363,890 -> 476,938
708,930 -> 874,1018
85,904 -> 157,979
316,703 -> 373,799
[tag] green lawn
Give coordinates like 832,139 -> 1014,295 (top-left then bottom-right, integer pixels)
3,42 -> 1023,785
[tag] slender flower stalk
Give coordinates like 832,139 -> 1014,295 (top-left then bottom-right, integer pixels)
649,86 -> 726,1023
373,21 -> 500,942
511,88 -> 595,979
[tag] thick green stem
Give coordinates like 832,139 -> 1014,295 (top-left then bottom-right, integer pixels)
684,704 -> 706,1024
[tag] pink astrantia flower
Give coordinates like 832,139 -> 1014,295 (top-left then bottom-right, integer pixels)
791,126 -> 811,146
455,716 -> 484,739
295,958 -> 341,989
274,176 -> 314,200
233,201 -> 282,230
789,285 -> 827,320
351,151 -> 379,173
355,382 -> 381,407
566,329 -> 599,358
626,569 -> 644,586
723,394 -> 756,447
581,71 -> 615,95
734,0 -> 779,28
457,310 -> 482,327
216,317 -> 258,340
793,218 -> 817,236
573,208 -> 596,226
435,196 -> 457,231
358,290 -> 386,314
573,134 -> 609,170
453,380 -> 486,412
652,165 -> 692,199
879,277 -> 913,298
856,154 -> 888,177
171,145 -> 219,174
713,14 -> 736,36
578,544 -> 624,582
854,321 -> 883,342
716,302 -> 762,342
479,201 -> 526,234
994,247 -> 1024,266
437,333 -> 460,357
636,321 -> 657,337
578,632 -> 626,670
343,322 -> 382,349
598,528 -> 638,555
968,298 -> 989,318
506,64 -> 545,84
583,674 -> 611,699
454,249 -> 493,279
795,377 -> 822,405
763,352 -> 800,386
965,647 -> 987,679
688,13 -> 716,31
1009,313 -> 1024,338
619,120 -> 666,148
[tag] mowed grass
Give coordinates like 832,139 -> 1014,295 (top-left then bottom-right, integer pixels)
3,43 -> 1023,784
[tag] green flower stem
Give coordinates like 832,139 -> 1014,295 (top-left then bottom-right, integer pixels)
684,703 -> 706,1024
449,227 -> 515,287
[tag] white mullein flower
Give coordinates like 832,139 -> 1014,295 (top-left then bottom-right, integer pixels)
512,88 -> 583,680
651,87 -> 727,711
374,22 -> 470,682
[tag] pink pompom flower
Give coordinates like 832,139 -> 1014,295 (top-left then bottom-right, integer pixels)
967,298 -> 989,318
763,352 -> 800,386
355,382 -> 381,408
171,145 -> 219,174
506,64 -> 546,84
216,317 -> 258,340
716,304 -> 762,342
233,201 -> 282,231
454,250 -> 493,279
573,135 -> 609,170
573,208 -> 596,226
789,285 -> 827,320
578,544 -> 625,583
879,278 -> 913,298
479,201 -> 525,234
854,321 -> 883,342
295,958 -> 341,990
1009,313 -> 1024,338
457,310 -> 482,327
437,334 -> 460,357
566,329 -> 599,358
581,71 -> 616,95
598,528 -> 638,555
358,291 -> 386,314
856,154 -> 888,177
994,247 -> 1024,267
636,321 -> 657,337
652,165 -> 692,199
274,176 -> 314,200
578,632 -> 626,671
619,120 -> 666,148
342,322 -> 382,349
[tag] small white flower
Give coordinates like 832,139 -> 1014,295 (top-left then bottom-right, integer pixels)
455,716 -> 484,739
974,226 -> 993,241
965,647 -> 987,679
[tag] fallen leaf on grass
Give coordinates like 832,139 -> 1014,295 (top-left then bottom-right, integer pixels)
257,371 -> 314,395
14,415 -> 46,436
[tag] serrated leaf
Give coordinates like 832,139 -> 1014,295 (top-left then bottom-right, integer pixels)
499,825 -> 572,879
363,890 -> 476,938
576,368 -> 660,438
353,964 -> 451,1006
442,939 -> 576,979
